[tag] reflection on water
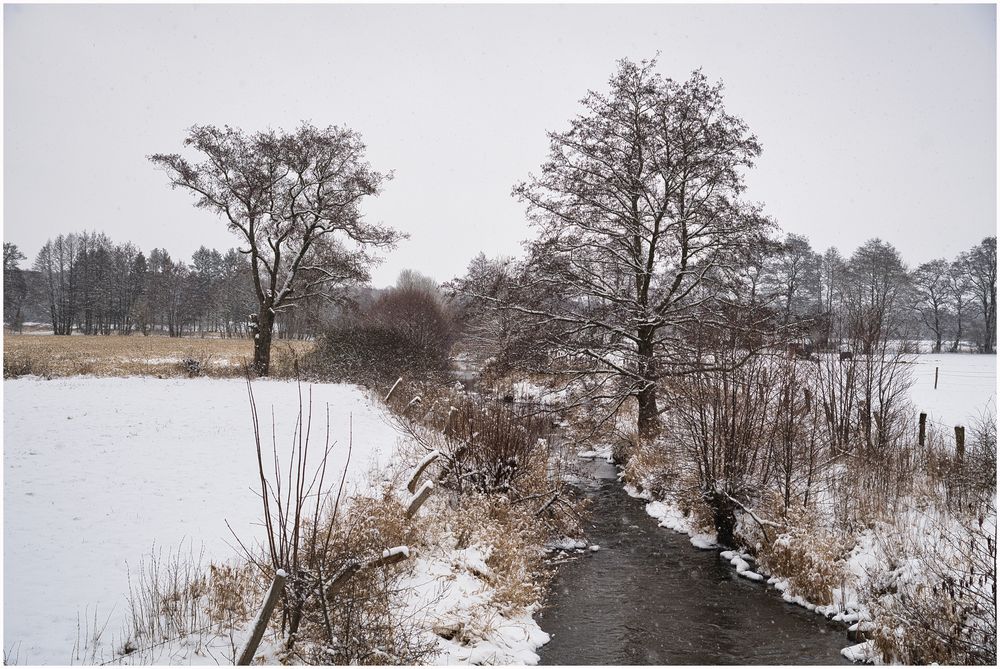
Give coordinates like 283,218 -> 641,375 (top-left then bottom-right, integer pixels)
536,460 -> 853,665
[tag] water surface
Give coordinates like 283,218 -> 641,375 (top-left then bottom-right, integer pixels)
536,459 -> 853,665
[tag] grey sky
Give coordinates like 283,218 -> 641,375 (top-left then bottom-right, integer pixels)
3,3 -> 996,287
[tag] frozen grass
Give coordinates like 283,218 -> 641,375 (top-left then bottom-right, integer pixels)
3,334 -> 314,379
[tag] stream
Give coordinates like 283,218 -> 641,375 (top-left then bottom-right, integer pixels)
535,458 -> 853,665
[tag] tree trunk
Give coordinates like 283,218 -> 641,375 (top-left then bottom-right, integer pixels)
636,333 -> 659,438
706,490 -> 737,547
637,383 -> 659,438
253,308 -> 275,376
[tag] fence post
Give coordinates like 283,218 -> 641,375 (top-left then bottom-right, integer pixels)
384,377 -> 403,403
934,367 -> 939,390
955,425 -> 965,462
918,413 -> 927,447
237,569 -> 287,665
406,480 -> 435,518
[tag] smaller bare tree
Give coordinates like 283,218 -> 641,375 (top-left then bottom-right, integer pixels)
151,123 -> 402,374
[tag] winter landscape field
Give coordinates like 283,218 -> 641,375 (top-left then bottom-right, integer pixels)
3,343 -> 994,664
3,3 -> 996,666
3,373 -> 555,665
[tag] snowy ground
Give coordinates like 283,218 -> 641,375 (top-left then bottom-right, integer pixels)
3,376 -> 552,665
3,377 -> 401,664
908,352 -> 996,429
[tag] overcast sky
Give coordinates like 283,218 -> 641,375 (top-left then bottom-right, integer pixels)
3,3 -> 996,287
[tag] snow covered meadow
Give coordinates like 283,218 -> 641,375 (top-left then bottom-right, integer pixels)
4,378 -> 397,663
908,352 -> 996,429
3,376 -> 551,665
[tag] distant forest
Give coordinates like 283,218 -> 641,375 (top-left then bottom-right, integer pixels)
3,231 -> 997,356
2,232 -> 375,340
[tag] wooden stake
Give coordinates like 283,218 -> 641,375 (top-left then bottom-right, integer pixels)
955,425 -> 965,461
919,413 -> 927,447
384,377 -> 403,403
934,367 -> 939,390
406,480 -> 434,518
406,450 -> 440,494
237,569 -> 286,665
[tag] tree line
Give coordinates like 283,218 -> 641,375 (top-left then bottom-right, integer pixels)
3,233 -> 332,340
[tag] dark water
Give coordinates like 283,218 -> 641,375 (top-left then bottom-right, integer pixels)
535,459 -> 853,665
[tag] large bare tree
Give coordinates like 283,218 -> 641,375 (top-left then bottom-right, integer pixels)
151,123 -> 401,374
510,58 -> 773,436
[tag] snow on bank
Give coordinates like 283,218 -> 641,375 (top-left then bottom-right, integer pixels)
622,484 -> 718,550
400,546 -> 549,665
3,376 -> 400,665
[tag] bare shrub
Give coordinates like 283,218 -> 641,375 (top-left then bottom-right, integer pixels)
305,280 -> 455,389
288,492 -> 433,665
867,512 -> 996,665
241,376 -> 435,664
670,353 -> 784,546
439,396 -> 549,496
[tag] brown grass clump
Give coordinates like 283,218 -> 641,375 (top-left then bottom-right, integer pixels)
284,491 -> 432,666
2,334 -> 313,379
756,527 -> 848,606
620,437 -> 678,499
206,562 -> 264,626
439,493 -> 551,613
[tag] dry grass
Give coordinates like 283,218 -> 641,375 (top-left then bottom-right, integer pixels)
756,525 -> 849,607
3,334 -> 314,379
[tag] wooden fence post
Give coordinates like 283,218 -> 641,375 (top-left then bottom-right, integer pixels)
955,425 -> 965,462
237,569 -> 287,665
407,450 -> 440,494
934,367 -> 939,390
384,377 -> 403,403
406,480 -> 435,518
919,413 -> 927,447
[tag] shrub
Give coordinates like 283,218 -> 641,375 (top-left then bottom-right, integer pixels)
756,528 -> 847,606
305,280 -> 455,389
3,351 -> 50,378
436,396 -> 549,498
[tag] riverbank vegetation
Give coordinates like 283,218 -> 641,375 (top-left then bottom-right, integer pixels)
447,58 -> 996,664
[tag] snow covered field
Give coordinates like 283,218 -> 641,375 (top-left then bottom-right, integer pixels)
3,376 -> 552,665
908,353 -> 996,428
3,377 -> 400,664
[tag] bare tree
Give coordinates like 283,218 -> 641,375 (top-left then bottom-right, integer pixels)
912,258 -> 951,353
449,253 -> 550,375
842,239 -> 911,355
509,58 -> 773,436
3,243 -> 27,332
965,236 -> 996,354
817,246 -> 847,350
33,233 -> 80,335
946,253 -> 972,352
770,233 -> 821,327
151,123 -> 402,374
